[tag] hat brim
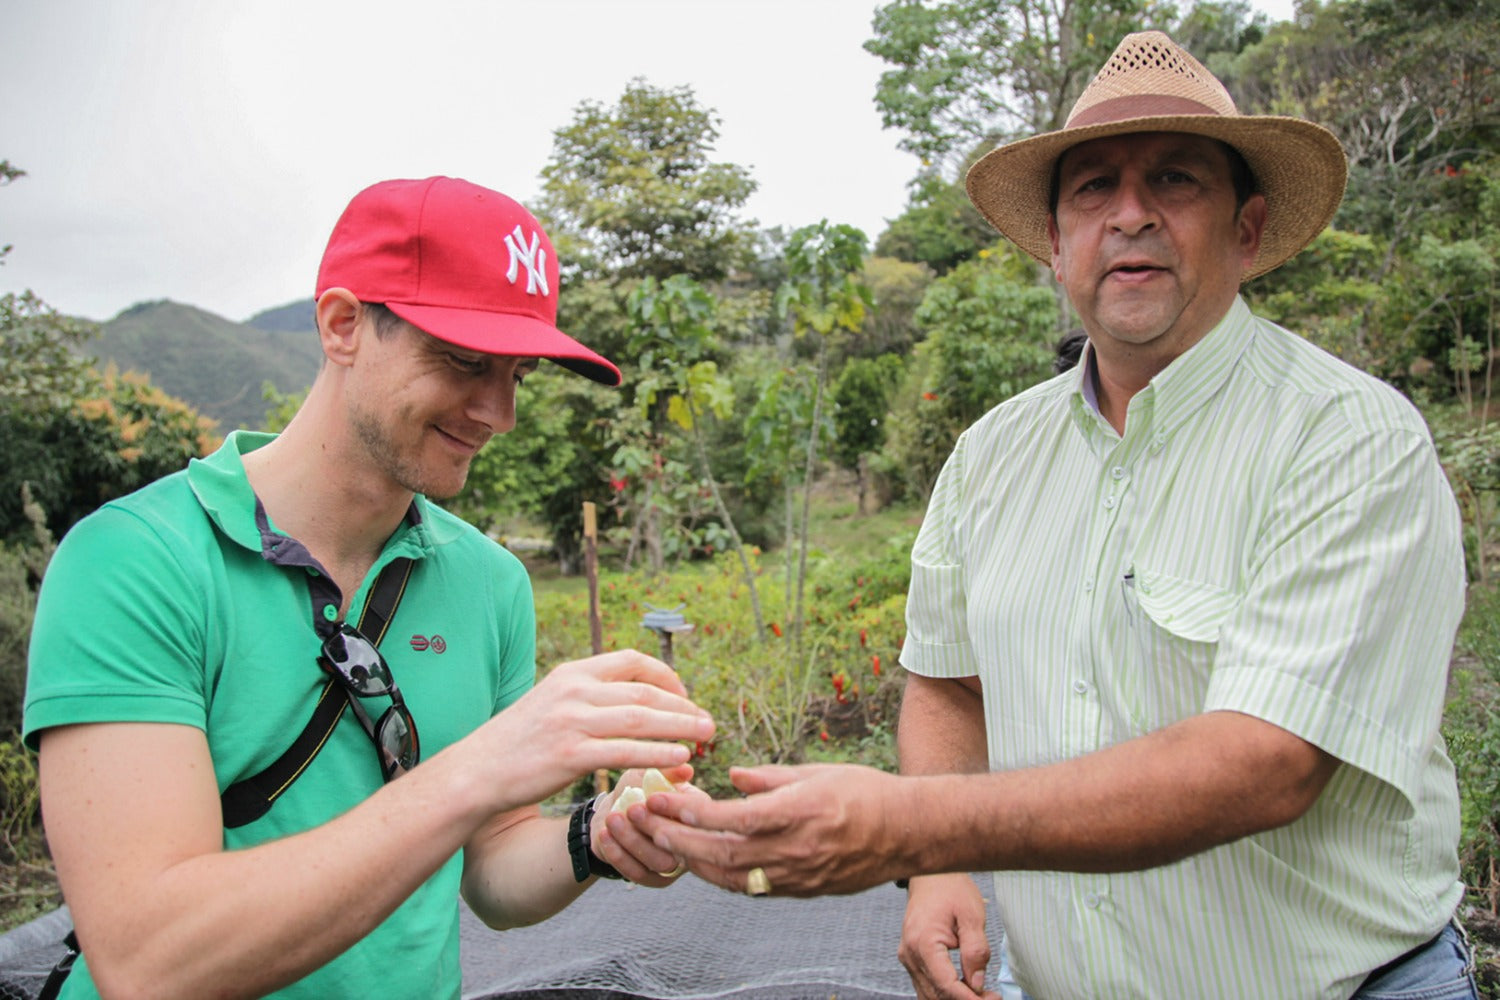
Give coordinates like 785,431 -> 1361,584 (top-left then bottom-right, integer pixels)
964,115 -> 1348,280
385,302 -> 622,386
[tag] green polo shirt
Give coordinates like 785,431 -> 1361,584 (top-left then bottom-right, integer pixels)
902,296 -> 1466,999
24,431 -> 537,999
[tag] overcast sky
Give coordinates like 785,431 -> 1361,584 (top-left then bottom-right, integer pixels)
1,0 -> 1295,324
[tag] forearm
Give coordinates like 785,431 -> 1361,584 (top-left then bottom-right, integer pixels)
903,709 -> 1338,877
47,734 -> 501,1000
460,809 -> 589,930
898,674 -> 988,777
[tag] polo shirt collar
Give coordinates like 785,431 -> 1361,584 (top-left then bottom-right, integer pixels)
186,430 -> 439,559
1070,295 -> 1256,443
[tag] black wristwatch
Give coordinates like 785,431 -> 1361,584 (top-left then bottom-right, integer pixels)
567,794 -> 624,883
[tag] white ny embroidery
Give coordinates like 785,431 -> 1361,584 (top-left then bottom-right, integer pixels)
503,225 -> 549,296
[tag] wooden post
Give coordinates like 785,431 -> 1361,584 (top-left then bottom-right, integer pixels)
583,502 -> 609,795
583,502 -> 604,655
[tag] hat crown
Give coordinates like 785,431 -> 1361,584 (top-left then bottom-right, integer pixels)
1066,31 -> 1240,129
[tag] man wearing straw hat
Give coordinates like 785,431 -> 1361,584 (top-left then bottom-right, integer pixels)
642,32 -> 1475,999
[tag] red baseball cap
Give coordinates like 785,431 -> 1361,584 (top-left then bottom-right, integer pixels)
315,176 -> 621,385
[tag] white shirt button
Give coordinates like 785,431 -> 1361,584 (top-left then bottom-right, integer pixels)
1103,496 -> 1117,510
1072,679 -> 1089,696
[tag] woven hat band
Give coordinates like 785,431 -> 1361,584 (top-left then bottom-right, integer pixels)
1068,94 -> 1223,129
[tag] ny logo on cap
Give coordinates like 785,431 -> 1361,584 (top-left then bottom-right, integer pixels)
503,225 -> 550,297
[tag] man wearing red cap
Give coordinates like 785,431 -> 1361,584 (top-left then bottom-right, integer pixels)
643,33 -> 1475,999
23,177 -> 713,999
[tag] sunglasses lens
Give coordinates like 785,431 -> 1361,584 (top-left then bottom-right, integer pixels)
324,629 -> 394,695
377,709 -> 417,774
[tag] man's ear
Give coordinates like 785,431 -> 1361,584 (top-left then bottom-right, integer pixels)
1237,193 -> 1268,272
315,289 -> 363,367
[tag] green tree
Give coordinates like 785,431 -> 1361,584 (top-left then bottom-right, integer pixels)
874,172 -> 995,274
858,256 -> 937,359
864,0 -> 1167,168
832,354 -> 907,513
538,79 -> 759,283
886,246 -> 1059,498
744,361 -> 827,606
628,275 -> 766,636
775,221 -> 872,667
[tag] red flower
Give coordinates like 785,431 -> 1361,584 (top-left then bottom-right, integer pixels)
610,475 -> 629,492
859,628 -> 867,647
819,730 -> 830,742
922,392 -> 938,401
872,654 -> 882,676
770,622 -> 783,637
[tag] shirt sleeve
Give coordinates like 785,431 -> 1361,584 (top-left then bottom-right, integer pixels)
1204,423 -> 1465,810
24,504 -> 210,750
901,430 -> 981,679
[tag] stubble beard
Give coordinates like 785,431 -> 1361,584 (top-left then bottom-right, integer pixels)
349,402 -> 470,501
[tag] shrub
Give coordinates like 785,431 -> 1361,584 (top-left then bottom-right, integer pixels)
536,544 -> 911,801
1448,582 -> 1500,915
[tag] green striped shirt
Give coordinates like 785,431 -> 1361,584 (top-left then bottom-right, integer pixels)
901,296 -> 1465,999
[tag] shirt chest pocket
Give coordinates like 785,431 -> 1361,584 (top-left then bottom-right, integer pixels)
1116,569 -> 1242,731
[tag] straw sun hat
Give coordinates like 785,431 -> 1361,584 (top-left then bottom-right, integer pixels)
965,31 -> 1348,280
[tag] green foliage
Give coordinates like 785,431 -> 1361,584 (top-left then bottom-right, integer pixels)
864,0 -> 1170,166
451,370 -> 619,567
1446,582 -> 1500,915
1247,229 -> 1386,371
539,79 -> 759,283
260,380 -> 306,433
627,276 -> 766,633
775,221 -> 874,339
831,354 -> 906,471
877,247 -> 1059,500
1429,401 -> 1500,584
858,256 -> 937,359
874,172 -> 996,274
535,539 -> 912,799
3,289 -> 220,544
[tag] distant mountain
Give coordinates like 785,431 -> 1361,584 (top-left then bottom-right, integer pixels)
93,299 -> 322,432
246,299 -> 315,334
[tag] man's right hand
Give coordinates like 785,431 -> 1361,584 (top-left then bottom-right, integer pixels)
471,649 -> 715,812
898,873 -> 1001,1000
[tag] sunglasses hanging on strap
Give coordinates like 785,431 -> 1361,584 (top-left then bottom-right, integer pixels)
220,555 -> 415,828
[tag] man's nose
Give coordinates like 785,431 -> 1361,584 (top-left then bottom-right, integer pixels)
1107,178 -> 1159,237
468,370 -> 517,434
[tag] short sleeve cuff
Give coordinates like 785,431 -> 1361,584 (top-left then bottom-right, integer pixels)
23,691 -> 206,751
900,639 -> 979,679
1204,664 -> 1424,810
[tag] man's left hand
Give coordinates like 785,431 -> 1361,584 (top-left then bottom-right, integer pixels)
637,762 -> 910,896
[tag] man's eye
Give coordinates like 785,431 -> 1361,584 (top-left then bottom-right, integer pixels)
1159,170 -> 1194,185
1076,176 -> 1110,194
450,355 -> 486,374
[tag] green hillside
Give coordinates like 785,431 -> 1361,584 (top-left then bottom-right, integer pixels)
96,300 -> 322,431
246,299 -> 315,333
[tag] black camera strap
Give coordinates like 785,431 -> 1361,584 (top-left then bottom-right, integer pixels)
220,556 -> 414,829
